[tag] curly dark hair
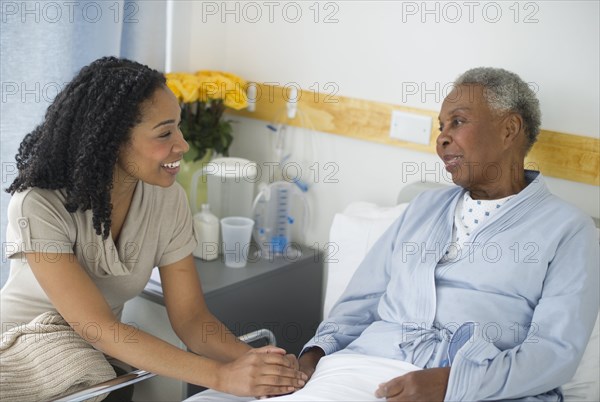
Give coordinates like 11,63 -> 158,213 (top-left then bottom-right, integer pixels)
6,56 -> 166,239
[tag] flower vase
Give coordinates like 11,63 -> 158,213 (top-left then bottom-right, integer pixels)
176,148 -> 213,214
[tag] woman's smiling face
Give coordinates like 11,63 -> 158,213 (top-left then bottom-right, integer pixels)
115,86 -> 189,188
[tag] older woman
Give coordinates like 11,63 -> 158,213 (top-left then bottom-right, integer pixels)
283,67 -> 598,402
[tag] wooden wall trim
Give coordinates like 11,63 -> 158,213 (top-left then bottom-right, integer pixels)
229,83 -> 599,186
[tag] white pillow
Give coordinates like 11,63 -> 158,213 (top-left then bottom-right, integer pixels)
562,312 -> 599,401
561,223 -> 600,401
323,202 -> 408,318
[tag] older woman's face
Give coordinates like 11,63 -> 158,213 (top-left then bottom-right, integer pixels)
116,87 -> 189,188
436,84 -> 508,190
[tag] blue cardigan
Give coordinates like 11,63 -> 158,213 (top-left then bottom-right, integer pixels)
304,171 -> 599,401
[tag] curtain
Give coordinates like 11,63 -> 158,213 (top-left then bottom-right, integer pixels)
0,0 -> 168,287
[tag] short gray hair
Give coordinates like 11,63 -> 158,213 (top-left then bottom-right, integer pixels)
455,67 -> 541,152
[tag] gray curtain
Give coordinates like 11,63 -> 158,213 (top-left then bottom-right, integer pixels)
0,0 -> 167,287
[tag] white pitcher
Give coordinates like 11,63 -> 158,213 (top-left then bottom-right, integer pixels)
190,157 -> 258,218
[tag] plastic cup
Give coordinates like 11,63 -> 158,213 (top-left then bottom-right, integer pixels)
220,217 -> 255,268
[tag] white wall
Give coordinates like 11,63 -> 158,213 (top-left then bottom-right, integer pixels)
170,1 -> 600,247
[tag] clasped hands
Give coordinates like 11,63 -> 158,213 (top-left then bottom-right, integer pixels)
216,346 -> 306,398
222,346 -> 450,400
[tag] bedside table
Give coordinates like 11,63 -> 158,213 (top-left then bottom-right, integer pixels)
121,245 -> 324,401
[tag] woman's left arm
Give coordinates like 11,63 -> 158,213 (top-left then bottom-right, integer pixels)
159,254 -> 250,362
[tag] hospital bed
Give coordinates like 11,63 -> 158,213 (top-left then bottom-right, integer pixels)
56,181 -> 599,401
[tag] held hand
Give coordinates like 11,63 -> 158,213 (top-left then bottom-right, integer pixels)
283,353 -> 300,371
257,354 -> 303,399
375,367 -> 450,402
216,346 -> 307,397
298,347 -> 325,381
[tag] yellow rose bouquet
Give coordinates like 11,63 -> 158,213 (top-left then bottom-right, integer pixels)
165,71 -> 248,160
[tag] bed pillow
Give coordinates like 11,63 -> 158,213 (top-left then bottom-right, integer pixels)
562,228 -> 600,402
561,312 -> 599,401
323,202 -> 408,318
561,227 -> 600,401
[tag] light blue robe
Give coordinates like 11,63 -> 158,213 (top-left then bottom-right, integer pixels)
304,171 -> 599,401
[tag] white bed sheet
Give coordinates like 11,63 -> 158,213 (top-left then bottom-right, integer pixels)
184,353 -> 420,402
